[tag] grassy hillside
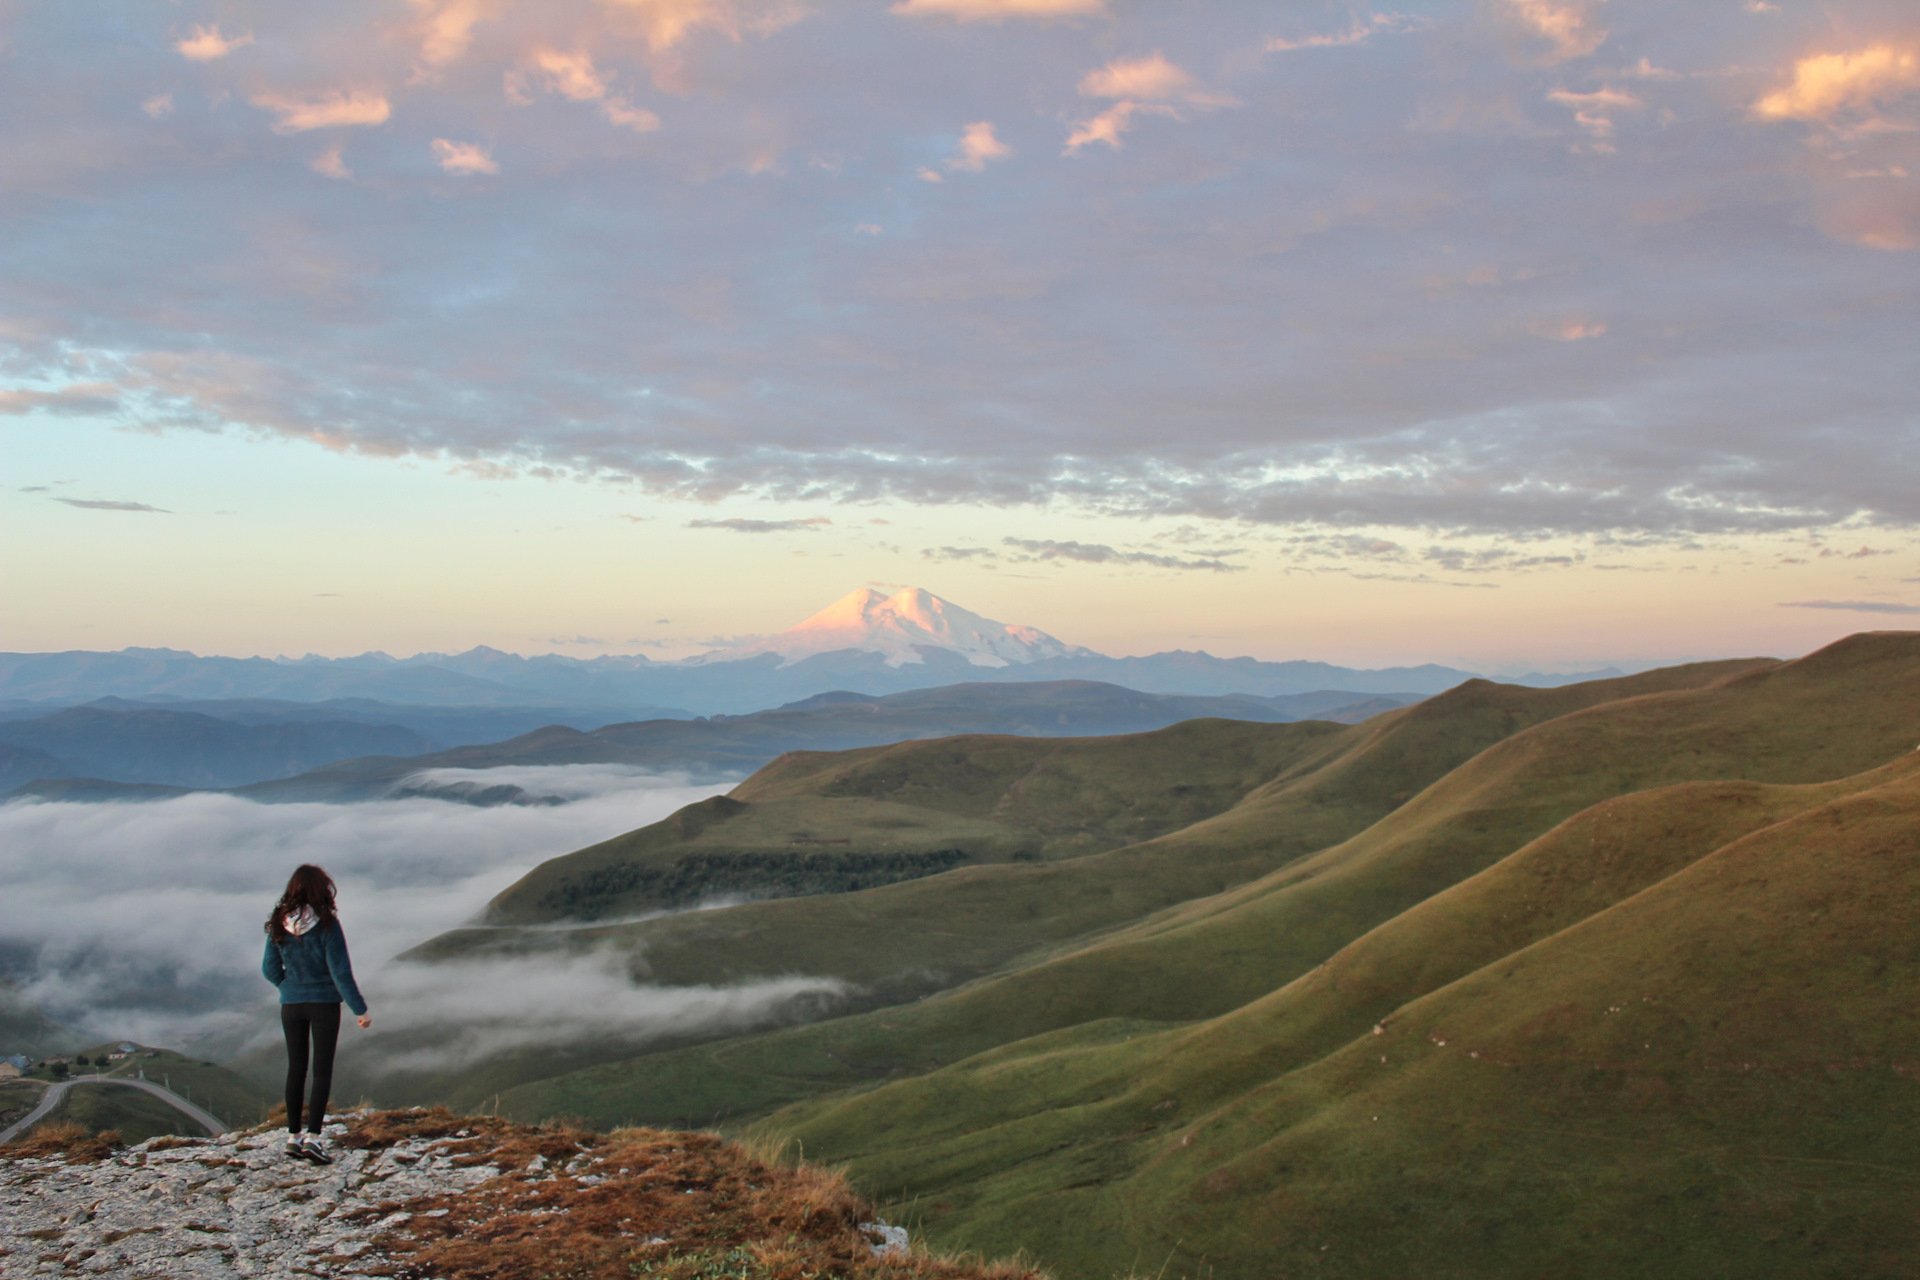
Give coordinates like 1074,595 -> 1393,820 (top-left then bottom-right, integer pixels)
483,716 -> 1353,925
0,1079 -> 47,1131
82,1044 -> 279,1131
742,655 -> 1920,1276
1116,754 -> 1920,1278
463,660 -> 1770,1124
8,1041 -> 275,1145
340,637 -> 1920,1278
40,1083 -> 208,1145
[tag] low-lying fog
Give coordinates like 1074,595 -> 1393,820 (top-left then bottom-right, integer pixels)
0,766 -> 847,1068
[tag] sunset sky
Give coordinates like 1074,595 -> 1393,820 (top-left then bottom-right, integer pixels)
3,0 -> 1917,672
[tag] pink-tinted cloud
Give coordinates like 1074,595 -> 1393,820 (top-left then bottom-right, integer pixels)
1752,43 -> 1920,125
251,89 -> 393,134
175,24 -> 253,62
1078,52 -> 1195,101
1266,12 -> 1428,54
0,384 -> 121,416
1065,53 -> 1229,152
510,48 -> 663,132
1065,101 -> 1148,152
1506,0 -> 1607,65
532,47 -> 612,101
598,0 -> 798,54
142,93 -> 174,119
409,0 -> 499,72
945,121 -> 1011,173
603,100 -> 663,131
310,144 -> 352,180
1547,85 -> 1644,141
1751,43 -> 1920,250
432,138 -> 500,174
890,0 -> 1105,21
1533,318 -> 1608,341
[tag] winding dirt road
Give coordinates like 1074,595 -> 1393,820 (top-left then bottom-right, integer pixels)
0,1074 -> 226,1144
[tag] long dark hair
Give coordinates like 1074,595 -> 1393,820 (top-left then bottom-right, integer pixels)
266,864 -> 339,943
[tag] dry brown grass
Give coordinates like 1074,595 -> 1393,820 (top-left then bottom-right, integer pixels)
331,1108 -> 1045,1280
1,1120 -> 123,1164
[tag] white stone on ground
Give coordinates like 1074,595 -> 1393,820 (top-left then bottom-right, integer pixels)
860,1219 -> 910,1258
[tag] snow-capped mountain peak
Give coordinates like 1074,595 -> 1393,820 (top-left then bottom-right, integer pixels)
715,587 -> 1086,668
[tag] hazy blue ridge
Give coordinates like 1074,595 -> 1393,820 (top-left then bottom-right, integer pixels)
0,680 -> 1424,804
0,645 -> 1613,716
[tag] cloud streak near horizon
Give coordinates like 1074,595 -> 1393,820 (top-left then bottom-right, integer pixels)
0,1 -> 1916,538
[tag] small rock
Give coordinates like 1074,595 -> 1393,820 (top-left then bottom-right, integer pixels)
860,1220 -> 909,1258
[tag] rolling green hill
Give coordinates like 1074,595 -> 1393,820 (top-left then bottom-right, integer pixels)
79,1044 -> 279,1131
38,1083 -> 208,1146
424,637 -> 1920,1274
9,1044 -> 277,1145
440,658 -> 1767,1118
740,642 -> 1920,1277
359,636 -> 1920,1276
479,715 -> 1360,926
804,752 -> 1920,1279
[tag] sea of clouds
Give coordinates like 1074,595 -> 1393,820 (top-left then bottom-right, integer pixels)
0,767 -> 846,1066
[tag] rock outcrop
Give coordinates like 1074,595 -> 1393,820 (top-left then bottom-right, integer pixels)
1,1109 -> 1030,1280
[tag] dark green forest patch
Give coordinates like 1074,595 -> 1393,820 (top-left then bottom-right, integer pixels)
539,848 -> 973,918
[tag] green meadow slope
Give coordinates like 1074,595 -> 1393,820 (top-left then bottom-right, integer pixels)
385,661 -> 1759,1115
38,1084 -> 210,1145
744,640 -> 1920,1277
492,642 -> 1913,1129
481,715 -> 1354,925
439,658 -> 1765,984
463,633 -> 1920,1278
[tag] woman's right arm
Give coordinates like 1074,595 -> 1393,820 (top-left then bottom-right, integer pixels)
262,937 -> 284,986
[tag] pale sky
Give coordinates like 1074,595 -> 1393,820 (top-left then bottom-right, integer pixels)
3,1 -> 1917,671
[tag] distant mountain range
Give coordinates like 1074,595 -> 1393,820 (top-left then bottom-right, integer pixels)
0,588 -> 1620,717
5,682 -> 1420,803
0,705 -> 437,791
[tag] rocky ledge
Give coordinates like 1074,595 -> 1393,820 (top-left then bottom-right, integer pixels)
0,1109 -> 1021,1280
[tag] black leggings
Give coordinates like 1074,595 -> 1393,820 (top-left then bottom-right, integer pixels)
281,1002 -> 342,1135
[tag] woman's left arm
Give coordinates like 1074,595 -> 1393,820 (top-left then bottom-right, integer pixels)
324,923 -> 370,1022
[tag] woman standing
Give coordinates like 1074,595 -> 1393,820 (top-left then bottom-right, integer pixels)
262,864 -> 370,1164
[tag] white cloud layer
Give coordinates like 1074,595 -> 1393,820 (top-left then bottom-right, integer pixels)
353,954 -> 847,1075
0,768 -> 731,1050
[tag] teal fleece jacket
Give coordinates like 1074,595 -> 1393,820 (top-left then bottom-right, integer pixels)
262,920 -> 369,1015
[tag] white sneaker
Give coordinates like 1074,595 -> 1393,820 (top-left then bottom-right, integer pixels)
299,1135 -> 333,1165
